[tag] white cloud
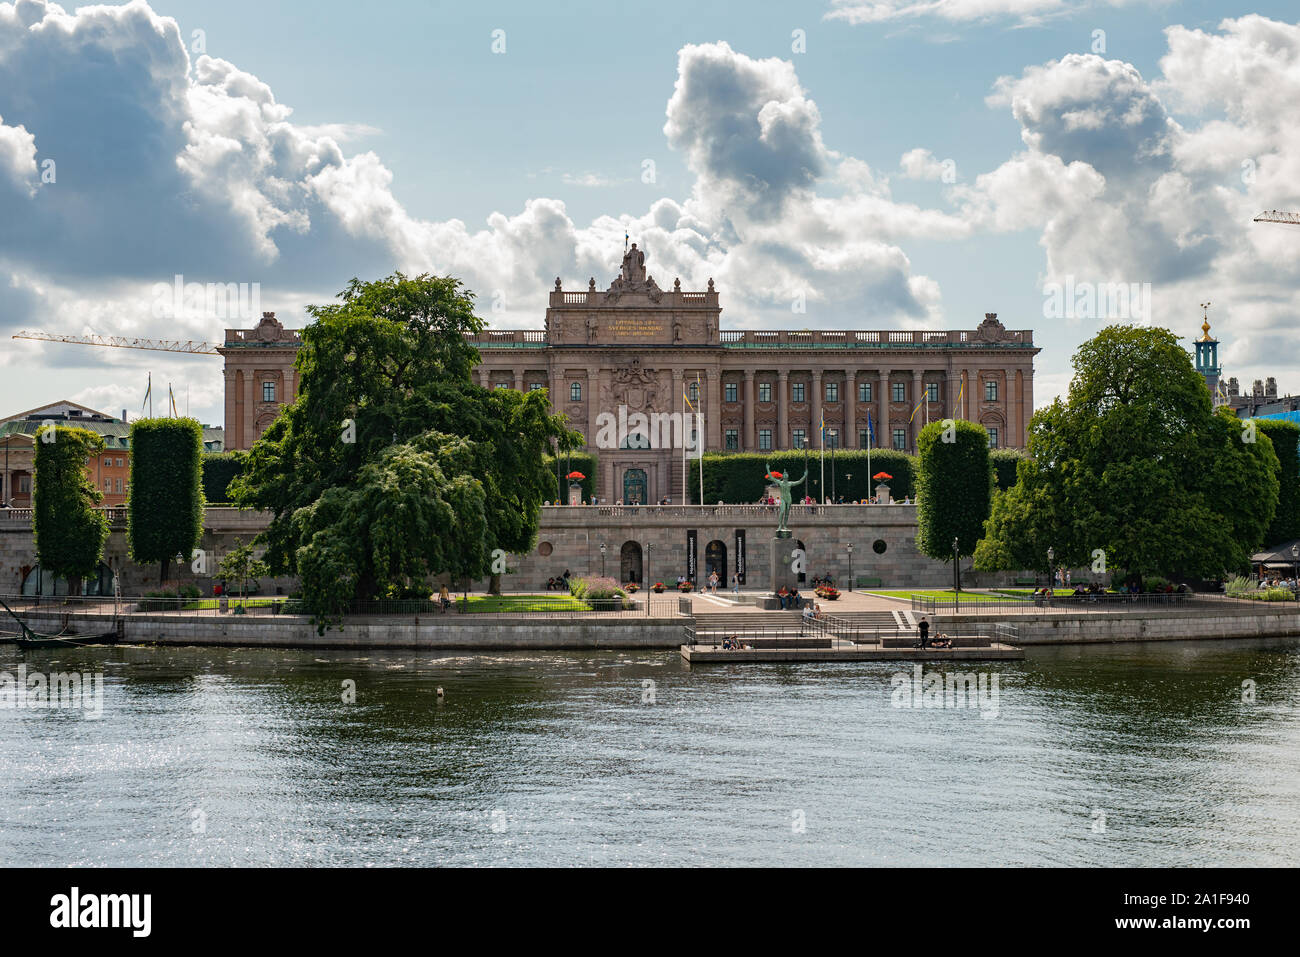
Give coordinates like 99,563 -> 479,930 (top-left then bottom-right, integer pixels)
825,0 -> 1149,26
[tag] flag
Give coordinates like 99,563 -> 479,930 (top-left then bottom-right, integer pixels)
141,373 -> 151,414
683,389 -> 694,411
866,412 -> 874,445
909,397 -> 926,423
957,375 -> 965,405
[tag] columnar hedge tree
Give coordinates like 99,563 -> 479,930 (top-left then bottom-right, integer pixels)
33,425 -> 110,593
915,419 -> 991,563
1253,418 -> 1300,545
989,448 -> 1027,491
974,325 -> 1279,581
201,451 -> 246,505
127,417 -> 206,584
688,449 -> 918,503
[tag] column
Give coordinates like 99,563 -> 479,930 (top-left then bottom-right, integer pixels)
1021,369 -> 1034,447
845,371 -> 857,448
911,369 -> 923,451
1006,369 -> 1018,448
879,370 -> 891,452
586,369 -> 597,450
706,369 -> 721,450
777,372 -> 789,450
743,370 -> 755,451
947,372 -> 961,422
222,368 -> 236,447
513,370 -> 524,392
242,369 -> 254,451
811,371 -> 823,449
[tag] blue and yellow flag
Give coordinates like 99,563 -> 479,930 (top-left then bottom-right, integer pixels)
141,372 -> 151,414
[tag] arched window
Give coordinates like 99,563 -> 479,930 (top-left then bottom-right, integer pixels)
570,382 -> 582,402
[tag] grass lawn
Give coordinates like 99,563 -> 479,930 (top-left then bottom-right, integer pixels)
457,594 -> 591,613
182,597 -> 278,610
868,589 -> 1026,602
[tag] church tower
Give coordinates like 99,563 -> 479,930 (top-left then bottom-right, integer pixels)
1194,302 -> 1223,405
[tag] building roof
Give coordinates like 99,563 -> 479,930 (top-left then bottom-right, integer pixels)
0,399 -> 119,424
1250,539 -> 1300,565
0,419 -> 225,452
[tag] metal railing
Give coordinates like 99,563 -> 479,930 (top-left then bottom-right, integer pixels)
911,591 -> 1195,615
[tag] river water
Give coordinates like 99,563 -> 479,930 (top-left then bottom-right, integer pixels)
1,638 -> 1297,866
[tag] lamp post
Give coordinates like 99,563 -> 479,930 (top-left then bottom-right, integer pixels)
847,541 -> 854,591
1047,546 -> 1055,589
600,541 -> 607,579
953,535 -> 961,593
646,542 -> 654,590
846,473 -> 852,503
1292,544 -> 1298,599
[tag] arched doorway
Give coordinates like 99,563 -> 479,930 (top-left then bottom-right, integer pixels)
623,468 -> 648,505
705,539 -> 727,588
620,541 -> 643,584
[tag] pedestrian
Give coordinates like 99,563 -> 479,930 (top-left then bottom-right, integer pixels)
708,571 -> 719,594
918,616 -> 930,649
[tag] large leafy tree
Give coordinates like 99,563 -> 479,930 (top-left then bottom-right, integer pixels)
127,417 -> 206,584
33,425 -> 110,593
974,325 -> 1278,580
915,419 -> 991,564
232,273 -> 579,620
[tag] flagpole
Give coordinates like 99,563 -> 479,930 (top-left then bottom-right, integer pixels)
681,387 -> 686,506
819,416 -> 825,505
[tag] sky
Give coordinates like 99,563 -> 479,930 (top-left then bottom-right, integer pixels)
1,0 -> 1298,428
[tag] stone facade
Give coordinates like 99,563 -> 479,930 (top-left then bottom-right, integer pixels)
217,312 -> 302,451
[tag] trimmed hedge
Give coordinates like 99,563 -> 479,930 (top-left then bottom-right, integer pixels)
1254,419 -> 1300,545
33,425 -> 110,587
990,448 -> 1027,491
542,451 -> 597,503
127,417 -> 205,582
201,451 -> 245,504
689,449 -> 918,503
916,419 -> 991,560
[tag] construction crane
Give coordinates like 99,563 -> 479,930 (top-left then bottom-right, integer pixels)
1253,210 -> 1300,226
11,330 -> 220,355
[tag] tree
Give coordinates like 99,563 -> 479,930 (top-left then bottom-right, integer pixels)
232,272 -> 581,622
974,325 -> 1279,581
32,425 -> 110,594
201,451 -> 246,504
127,418 -> 206,584
915,419 -> 991,566
217,538 -> 269,605
1253,418 -> 1300,545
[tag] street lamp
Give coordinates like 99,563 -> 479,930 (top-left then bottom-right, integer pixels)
1291,544 -> 1298,598
953,536 -> 961,598
600,541 -> 607,578
1047,546 -> 1055,588
646,542 -> 654,589
847,541 -> 854,591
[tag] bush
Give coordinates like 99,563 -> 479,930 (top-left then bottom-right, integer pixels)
569,575 -> 625,609
989,448 -> 1027,492
689,449 -> 918,503
543,451 -> 597,503
201,451 -> 246,504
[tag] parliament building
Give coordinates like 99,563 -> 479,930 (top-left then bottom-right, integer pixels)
222,246 -> 1039,506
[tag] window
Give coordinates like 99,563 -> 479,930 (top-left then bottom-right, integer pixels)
103,456 -> 112,467
892,429 -> 906,450
858,382 -> 872,403
825,381 -> 839,403
859,429 -> 870,449
892,382 -> 905,403
115,478 -> 122,493
570,382 -> 582,402
985,380 -> 998,402
20,476 -> 30,493
725,429 -> 739,450
926,383 -> 939,403
263,381 -> 276,403
724,382 -> 738,403
104,479 -> 111,491
827,429 -> 839,449
758,429 -> 772,450
792,429 -> 806,449
988,428 -> 999,449
529,382 -> 544,392
688,381 -> 700,403
116,458 -> 123,468
495,383 -> 508,390
758,382 -> 772,403
791,382 -> 805,403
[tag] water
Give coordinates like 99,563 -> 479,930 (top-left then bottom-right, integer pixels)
1,638 -> 1298,866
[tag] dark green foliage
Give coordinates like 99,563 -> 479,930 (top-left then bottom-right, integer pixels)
127,417 -> 205,583
32,425 -> 110,591
201,451 -> 245,504
542,451 -> 597,502
989,448 -> 1027,491
915,419 -> 991,560
1253,419 -> 1300,545
689,449 -> 918,503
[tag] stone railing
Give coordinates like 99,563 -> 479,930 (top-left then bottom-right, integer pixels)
718,329 -> 1034,347
542,503 -> 916,520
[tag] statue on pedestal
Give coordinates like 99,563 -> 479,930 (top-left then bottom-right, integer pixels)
765,462 -> 806,538
621,243 -> 646,282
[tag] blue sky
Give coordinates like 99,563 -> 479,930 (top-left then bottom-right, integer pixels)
1,0 -> 1298,427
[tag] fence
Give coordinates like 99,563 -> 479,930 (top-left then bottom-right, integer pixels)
0,593 -> 686,620
910,592 -> 1194,615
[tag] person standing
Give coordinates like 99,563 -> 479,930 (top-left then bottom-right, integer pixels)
918,616 -> 930,649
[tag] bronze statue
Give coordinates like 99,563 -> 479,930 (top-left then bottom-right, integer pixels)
766,461 -> 806,536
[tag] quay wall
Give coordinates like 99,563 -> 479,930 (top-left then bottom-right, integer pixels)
938,605 -> 1300,644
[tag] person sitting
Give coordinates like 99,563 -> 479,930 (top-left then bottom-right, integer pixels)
802,603 -> 815,623
931,633 -> 952,649
789,586 -> 801,609
722,635 -> 737,650
776,585 -> 791,609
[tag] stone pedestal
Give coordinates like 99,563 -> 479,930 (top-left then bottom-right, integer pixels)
568,485 -> 582,506
875,483 -> 891,504
769,536 -> 801,594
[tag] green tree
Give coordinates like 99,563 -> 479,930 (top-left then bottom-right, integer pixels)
231,272 -> 580,622
32,425 -> 110,593
1253,418 -> 1300,545
201,451 -> 246,504
217,537 -> 269,606
974,325 -> 1278,581
127,418 -> 206,584
915,419 -> 991,568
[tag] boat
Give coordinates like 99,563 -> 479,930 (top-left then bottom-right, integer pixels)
0,597 -> 121,649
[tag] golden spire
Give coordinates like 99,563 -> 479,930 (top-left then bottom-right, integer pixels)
1199,301 -> 1213,341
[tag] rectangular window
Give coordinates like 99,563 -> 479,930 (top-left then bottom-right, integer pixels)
103,456 -> 112,467
892,429 -> 906,450
859,429 -> 870,449
758,429 -> 772,450
116,458 -> 123,468
688,382 -> 700,402
115,478 -> 122,493
792,429 -> 806,449
724,382 -> 738,403
20,477 -> 30,493
570,382 -> 582,401
529,382 -> 544,391
725,429 -> 738,450
758,382 -> 772,403
495,383 -> 508,390
827,429 -> 839,449
825,381 -> 839,403
985,380 -> 998,402
892,382 -> 905,403
988,428 -> 999,449
263,382 -> 276,403
858,382 -> 872,403
791,382 -> 805,404
104,479 -> 111,491
926,383 -> 939,403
